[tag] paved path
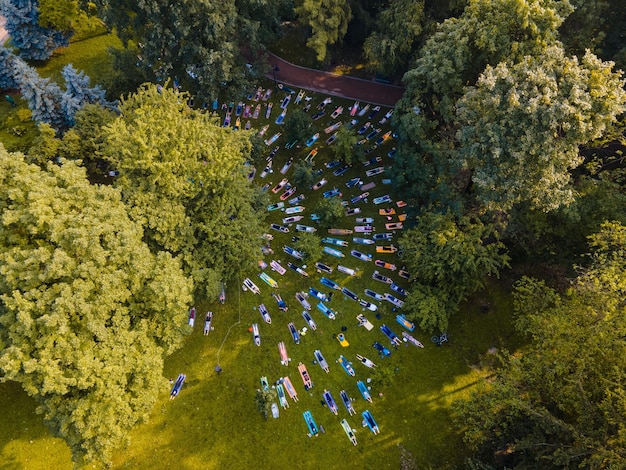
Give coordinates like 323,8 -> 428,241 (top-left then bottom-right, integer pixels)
265,52 -> 404,107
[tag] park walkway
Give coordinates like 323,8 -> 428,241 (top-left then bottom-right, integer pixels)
265,52 -> 405,107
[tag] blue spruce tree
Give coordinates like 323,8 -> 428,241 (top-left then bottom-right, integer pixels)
61,64 -> 113,125
0,46 -> 18,89
11,57 -> 64,128
0,0 -> 71,60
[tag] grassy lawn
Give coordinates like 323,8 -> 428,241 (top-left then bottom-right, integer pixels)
0,94 -> 39,152
0,27 -> 122,153
0,86 -> 521,469
34,28 -> 122,87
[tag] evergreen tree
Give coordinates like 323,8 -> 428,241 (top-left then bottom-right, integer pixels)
0,0 -> 71,60
10,54 -> 64,128
0,46 -> 18,89
60,64 -> 112,126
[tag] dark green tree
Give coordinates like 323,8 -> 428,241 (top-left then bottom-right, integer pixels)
399,212 -> 509,332
333,125 -> 361,165
363,0 -> 425,75
284,108 -> 312,143
314,196 -> 345,228
457,221 -> 626,468
295,0 -> 352,62
294,232 -> 323,263
292,160 -> 316,189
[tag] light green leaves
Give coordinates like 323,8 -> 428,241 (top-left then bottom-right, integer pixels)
0,145 -> 192,465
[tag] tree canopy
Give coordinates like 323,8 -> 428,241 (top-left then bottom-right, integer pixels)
399,212 -> 509,332
456,46 -> 626,212
0,145 -> 192,465
392,0 -> 625,215
103,83 -> 264,298
295,0 -> 352,62
96,0 -> 282,100
457,221 -> 626,468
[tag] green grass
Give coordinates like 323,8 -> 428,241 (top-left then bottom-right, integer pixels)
0,95 -> 39,152
0,27 -> 121,154
34,29 -> 122,87
0,87 -> 521,469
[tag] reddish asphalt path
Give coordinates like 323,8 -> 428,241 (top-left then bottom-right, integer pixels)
265,52 -> 405,107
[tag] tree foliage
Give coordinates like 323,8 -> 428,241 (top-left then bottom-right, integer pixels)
392,0 -> 625,215
284,108 -> 312,143
363,0 -> 425,75
60,64 -> 113,126
295,0 -> 352,62
103,83 -> 264,298
456,47 -> 626,212
293,232 -> 323,263
10,54 -> 65,128
292,160 -> 316,189
399,212 -> 509,332
457,222 -> 626,468
97,0 -> 281,100
0,0 -> 72,60
333,124 -> 360,164
0,145 -> 192,466
314,195 -> 345,228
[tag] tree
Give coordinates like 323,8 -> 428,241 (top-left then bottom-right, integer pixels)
0,0 -> 72,60
292,160 -> 316,189
0,145 -> 192,466
103,83 -> 264,298
10,54 -> 65,128
456,46 -> 626,212
254,388 -> 277,420
314,196 -> 345,228
294,232 -> 323,263
399,212 -> 509,332
97,0 -> 279,101
284,108 -> 312,143
60,64 -> 113,126
333,125 -> 361,164
457,222 -> 626,468
363,0 -> 425,75
295,0 -> 352,62
0,46 -> 18,90
402,0 -> 571,120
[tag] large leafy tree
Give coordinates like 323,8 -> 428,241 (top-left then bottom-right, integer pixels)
0,145 -> 192,466
399,212 -> 509,332
391,0 -> 626,215
103,83 -> 264,298
457,221 -> 626,468
456,46 -> 626,212
97,0 -> 280,100
295,0 -> 352,62
363,0 -> 425,75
